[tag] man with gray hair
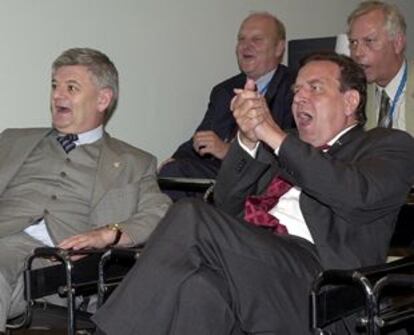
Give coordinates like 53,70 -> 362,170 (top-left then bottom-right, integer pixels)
0,47 -> 171,333
347,0 -> 414,135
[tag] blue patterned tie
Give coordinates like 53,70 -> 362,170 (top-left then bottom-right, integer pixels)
57,134 -> 78,153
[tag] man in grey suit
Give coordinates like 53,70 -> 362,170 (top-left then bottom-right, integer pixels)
93,52 -> 414,334
0,48 -> 171,333
347,1 -> 414,135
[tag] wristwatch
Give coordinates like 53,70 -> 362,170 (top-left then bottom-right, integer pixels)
105,223 -> 123,246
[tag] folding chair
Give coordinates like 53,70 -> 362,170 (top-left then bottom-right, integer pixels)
5,177 -> 214,334
311,192 -> 414,335
7,247 -> 133,335
97,246 -> 141,307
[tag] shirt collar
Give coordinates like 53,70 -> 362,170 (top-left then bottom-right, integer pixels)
253,68 -> 276,94
76,125 -> 104,145
375,60 -> 407,102
57,125 -> 103,146
326,124 -> 358,147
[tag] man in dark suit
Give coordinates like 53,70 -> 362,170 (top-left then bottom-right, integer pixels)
0,48 -> 170,333
93,52 -> 414,334
159,12 -> 294,200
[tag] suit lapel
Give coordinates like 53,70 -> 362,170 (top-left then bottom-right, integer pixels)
405,61 -> 414,135
91,133 -> 124,208
264,65 -> 285,105
365,83 -> 377,130
0,129 -> 51,194
366,62 -> 414,135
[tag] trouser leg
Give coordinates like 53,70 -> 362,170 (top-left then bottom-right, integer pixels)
0,233 -> 43,332
170,265 -> 239,335
94,199 -> 322,335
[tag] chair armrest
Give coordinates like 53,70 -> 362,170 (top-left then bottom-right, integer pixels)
157,177 -> 215,202
157,177 -> 215,193
97,246 -> 143,306
311,256 -> 414,333
25,247 -> 109,300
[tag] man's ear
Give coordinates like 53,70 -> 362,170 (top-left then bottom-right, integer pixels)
344,89 -> 360,117
97,88 -> 113,113
393,32 -> 406,55
275,39 -> 286,59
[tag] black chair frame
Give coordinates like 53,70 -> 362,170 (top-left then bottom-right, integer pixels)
311,256 -> 414,334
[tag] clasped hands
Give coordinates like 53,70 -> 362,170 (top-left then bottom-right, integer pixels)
231,79 -> 286,150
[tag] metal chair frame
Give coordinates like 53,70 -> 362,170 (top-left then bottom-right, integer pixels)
311,256 -> 414,335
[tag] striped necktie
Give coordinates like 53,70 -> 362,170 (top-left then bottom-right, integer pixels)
57,134 -> 78,153
377,90 -> 392,128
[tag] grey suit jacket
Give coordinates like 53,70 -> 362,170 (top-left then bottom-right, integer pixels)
0,128 -> 171,245
214,126 -> 414,270
365,60 -> 414,135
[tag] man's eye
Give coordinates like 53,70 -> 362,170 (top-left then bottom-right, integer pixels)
252,37 -> 263,43
349,40 -> 358,49
364,38 -> 377,47
310,84 -> 323,93
68,85 -> 78,93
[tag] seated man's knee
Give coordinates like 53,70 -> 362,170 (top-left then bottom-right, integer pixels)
171,198 -> 209,215
158,160 -> 182,178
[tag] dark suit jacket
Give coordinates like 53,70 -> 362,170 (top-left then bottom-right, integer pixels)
162,65 -> 295,179
214,126 -> 414,269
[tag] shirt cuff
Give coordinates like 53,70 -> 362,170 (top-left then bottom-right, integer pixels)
237,132 -> 260,158
274,146 -> 280,156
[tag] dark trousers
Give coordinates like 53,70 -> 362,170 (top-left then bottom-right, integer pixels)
93,199 -> 322,335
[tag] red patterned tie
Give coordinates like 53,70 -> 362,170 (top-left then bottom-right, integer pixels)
244,144 -> 330,234
244,176 -> 293,234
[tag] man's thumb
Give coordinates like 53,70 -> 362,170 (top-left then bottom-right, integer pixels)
244,78 -> 256,91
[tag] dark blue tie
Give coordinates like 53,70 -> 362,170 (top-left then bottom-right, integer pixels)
57,134 -> 78,153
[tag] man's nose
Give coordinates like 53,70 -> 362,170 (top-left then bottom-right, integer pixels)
293,87 -> 308,103
239,39 -> 253,50
52,86 -> 64,99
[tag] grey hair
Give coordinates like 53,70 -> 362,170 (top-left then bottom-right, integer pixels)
347,1 -> 406,39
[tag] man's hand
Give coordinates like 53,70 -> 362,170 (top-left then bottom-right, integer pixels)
193,131 -> 230,159
58,227 -> 131,250
58,228 -> 115,251
231,79 -> 286,150
231,79 -> 262,149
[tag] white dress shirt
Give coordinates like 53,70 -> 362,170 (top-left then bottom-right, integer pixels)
374,61 -> 407,131
238,124 -> 357,243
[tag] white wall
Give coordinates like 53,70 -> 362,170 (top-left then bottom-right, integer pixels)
0,0 -> 412,161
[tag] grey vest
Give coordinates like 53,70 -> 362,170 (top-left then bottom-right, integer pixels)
0,134 -> 101,243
